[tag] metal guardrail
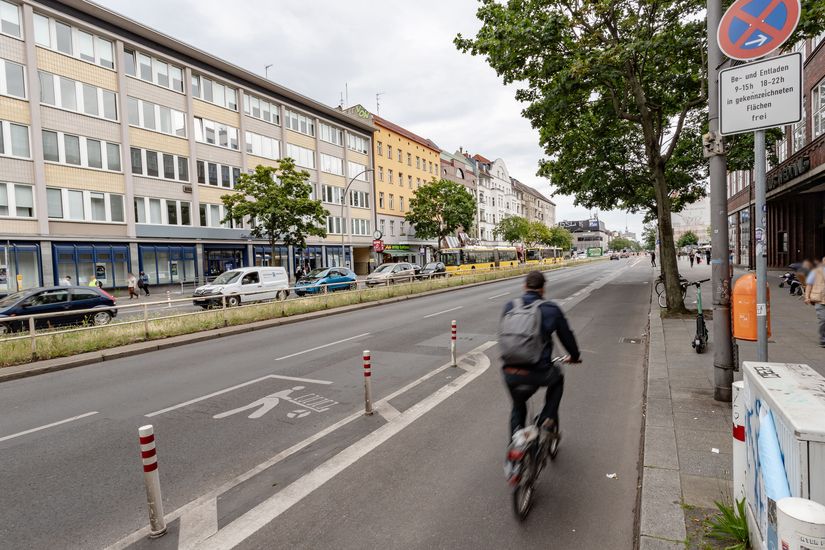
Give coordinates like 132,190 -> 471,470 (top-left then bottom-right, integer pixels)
0,259 -> 594,360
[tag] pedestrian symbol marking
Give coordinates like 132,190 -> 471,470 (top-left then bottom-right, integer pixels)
213,386 -> 338,420
718,0 -> 800,61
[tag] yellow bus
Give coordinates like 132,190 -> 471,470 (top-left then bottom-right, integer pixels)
439,246 -> 520,273
525,247 -> 564,265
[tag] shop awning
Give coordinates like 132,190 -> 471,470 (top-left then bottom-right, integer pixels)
383,250 -> 414,257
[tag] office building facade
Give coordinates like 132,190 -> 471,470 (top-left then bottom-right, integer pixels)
0,0 -> 375,293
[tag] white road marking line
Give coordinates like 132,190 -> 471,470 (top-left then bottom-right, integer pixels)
422,306 -> 463,319
106,341 -> 498,550
376,402 -> 401,422
487,291 -> 510,300
0,411 -> 98,443
145,375 -> 333,418
178,498 -> 218,550
274,333 -> 370,361
199,345 -> 495,549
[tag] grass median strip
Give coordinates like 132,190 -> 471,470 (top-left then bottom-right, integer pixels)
0,260 -> 597,368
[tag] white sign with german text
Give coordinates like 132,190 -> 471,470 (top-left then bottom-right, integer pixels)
719,52 -> 802,136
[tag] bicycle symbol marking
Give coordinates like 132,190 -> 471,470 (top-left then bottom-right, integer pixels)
213,385 -> 338,420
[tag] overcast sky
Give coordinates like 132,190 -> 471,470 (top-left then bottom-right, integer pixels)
98,0 -> 645,238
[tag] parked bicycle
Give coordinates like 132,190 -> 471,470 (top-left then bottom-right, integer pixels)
504,357 -> 566,521
654,273 -> 687,298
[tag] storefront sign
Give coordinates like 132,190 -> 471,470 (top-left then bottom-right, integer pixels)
170,261 -> 178,278
384,244 -> 411,251
586,247 -> 603,257
95,263 -> 107,282
767,155 -> 811,192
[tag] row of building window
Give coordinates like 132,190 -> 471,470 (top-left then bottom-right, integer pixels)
286,143 -> 315,169
285,109 -> 315,137
128,97 -> 187,138
192,74 -> 238,111
42,129 -> 121,171
0,181 -> 33,217
33,12 -> 114,70
376,141 -> 435,173
377,192 -> 406,211
47,187 -> 124,223
135,196 -> 191,226
245,131 -> 280,160
194,116 -> 239,150
124,48 -> 184,93
196,160 -> 241,189
131,147 -> 189,182
377,167 -> 424,188
243,94 -> 280,125
40,71 -> 118,121
378,218 -> 417,238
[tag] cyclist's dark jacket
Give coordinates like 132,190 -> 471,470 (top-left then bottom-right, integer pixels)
501,291 -> 580,371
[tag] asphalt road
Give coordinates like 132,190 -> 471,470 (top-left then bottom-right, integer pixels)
0,258 -> 651,549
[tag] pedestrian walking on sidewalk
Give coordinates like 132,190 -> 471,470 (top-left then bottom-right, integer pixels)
689,253 -> 694,268
804,257 -> 825,348
650,251 -> 656,267
127,272 -> 139,299
705,249 -> 711,265
138,271 -> 150,296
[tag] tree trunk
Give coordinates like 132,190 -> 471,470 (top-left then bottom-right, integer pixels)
651,161 -> 687,313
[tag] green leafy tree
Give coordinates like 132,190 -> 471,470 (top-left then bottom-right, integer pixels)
405,179 -> 477,250
221,160 -> 328,258
526,221 -> 552,247
643,224 -> 657,251
543,226 -> 573,250
495,216 -> 531,245
677,231 -> 699,248
611,237 -> 636,252
456,0 -> 825,312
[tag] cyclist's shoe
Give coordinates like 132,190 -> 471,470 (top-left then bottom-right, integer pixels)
504,428 -> 536,486
541,418 -> 561,460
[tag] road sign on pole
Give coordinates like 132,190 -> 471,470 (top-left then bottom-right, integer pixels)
719,52 -> 802,135
717,0 -> 800,61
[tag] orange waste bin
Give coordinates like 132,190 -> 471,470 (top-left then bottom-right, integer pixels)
732,273 -> 771,341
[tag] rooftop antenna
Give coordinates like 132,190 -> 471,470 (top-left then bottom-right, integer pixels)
345,82 -> 348,109
339,91 -> 344,109
264,64 -> 273,80
376,92 -> 386,115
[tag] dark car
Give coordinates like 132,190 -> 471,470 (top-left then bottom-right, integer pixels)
418,261 -> 447,279
294,267 -> 357,296
0,286 -> 117,334
609,252 -> 620,260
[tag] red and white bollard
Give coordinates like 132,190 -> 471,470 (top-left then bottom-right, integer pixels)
732,381 -> 745,504
166,290 -> 171,308
138,425 -> 167,538
450,320 -> 457,367
363,350 -> 373,416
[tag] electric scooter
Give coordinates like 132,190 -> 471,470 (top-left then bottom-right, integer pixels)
691,279 -> 710,353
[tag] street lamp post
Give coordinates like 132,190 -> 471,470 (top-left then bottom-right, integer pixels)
341,169 -> 374,268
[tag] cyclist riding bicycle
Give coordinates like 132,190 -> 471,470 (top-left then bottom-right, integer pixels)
499,271 -> 581,442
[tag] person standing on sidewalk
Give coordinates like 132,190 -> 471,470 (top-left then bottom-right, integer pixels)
127,272 -> 139,300
804,257 -> 825,348
689,252 -> 694,268
138,271 -> 150,296
705,248 -> 711,265
650,251 -> 656,267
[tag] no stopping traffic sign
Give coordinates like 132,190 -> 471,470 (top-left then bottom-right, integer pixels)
717,0 -> 800,61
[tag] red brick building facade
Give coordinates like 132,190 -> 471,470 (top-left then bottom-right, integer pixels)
727,34 -> 825,268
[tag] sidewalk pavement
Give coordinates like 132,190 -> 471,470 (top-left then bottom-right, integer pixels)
639,262 -> 824,549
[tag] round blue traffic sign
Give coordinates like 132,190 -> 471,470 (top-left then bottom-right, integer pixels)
718,0 -> 800,61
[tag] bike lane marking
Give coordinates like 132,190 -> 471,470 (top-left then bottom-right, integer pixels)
105,341 -> 496,550
198,342 -> 496,550
422,306 -> 463,319
487,291 -> 510,300
274,332 -> 370,361
0,410 -> 99,443
144,374 -> 333,418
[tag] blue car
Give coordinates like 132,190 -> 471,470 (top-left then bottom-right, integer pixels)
0,286 -> 117,334
295,267 -> 358,296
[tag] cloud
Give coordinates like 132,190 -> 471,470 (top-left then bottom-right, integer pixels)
99,0 -> 646,238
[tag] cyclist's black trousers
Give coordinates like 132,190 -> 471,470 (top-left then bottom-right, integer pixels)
504,365 -> 564,435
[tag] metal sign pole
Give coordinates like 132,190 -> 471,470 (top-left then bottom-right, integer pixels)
754,129 -> 768,361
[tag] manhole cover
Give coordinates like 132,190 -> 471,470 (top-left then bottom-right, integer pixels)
619,337 -> 643,344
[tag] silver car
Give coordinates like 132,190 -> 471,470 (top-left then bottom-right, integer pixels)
365,262 -> 416,286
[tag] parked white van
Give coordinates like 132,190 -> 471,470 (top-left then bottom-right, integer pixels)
193,267 -> 289,308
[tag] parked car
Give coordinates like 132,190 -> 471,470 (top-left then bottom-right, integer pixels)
193,267 -> 289,308
294,267 -> 357,296
620,252 -> 630,258
610,252 -> 620,260
365,263 -> 416,286
411,264 -> 423,277
0,286 -> 117,334
418,261 -> 447,279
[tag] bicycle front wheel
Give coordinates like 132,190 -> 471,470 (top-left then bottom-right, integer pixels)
512,452 -> 535,521
654,280 -> 665,296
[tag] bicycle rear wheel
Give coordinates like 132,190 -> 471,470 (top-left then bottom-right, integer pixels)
654,280 -> 665,296
512,451 -> 535,521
